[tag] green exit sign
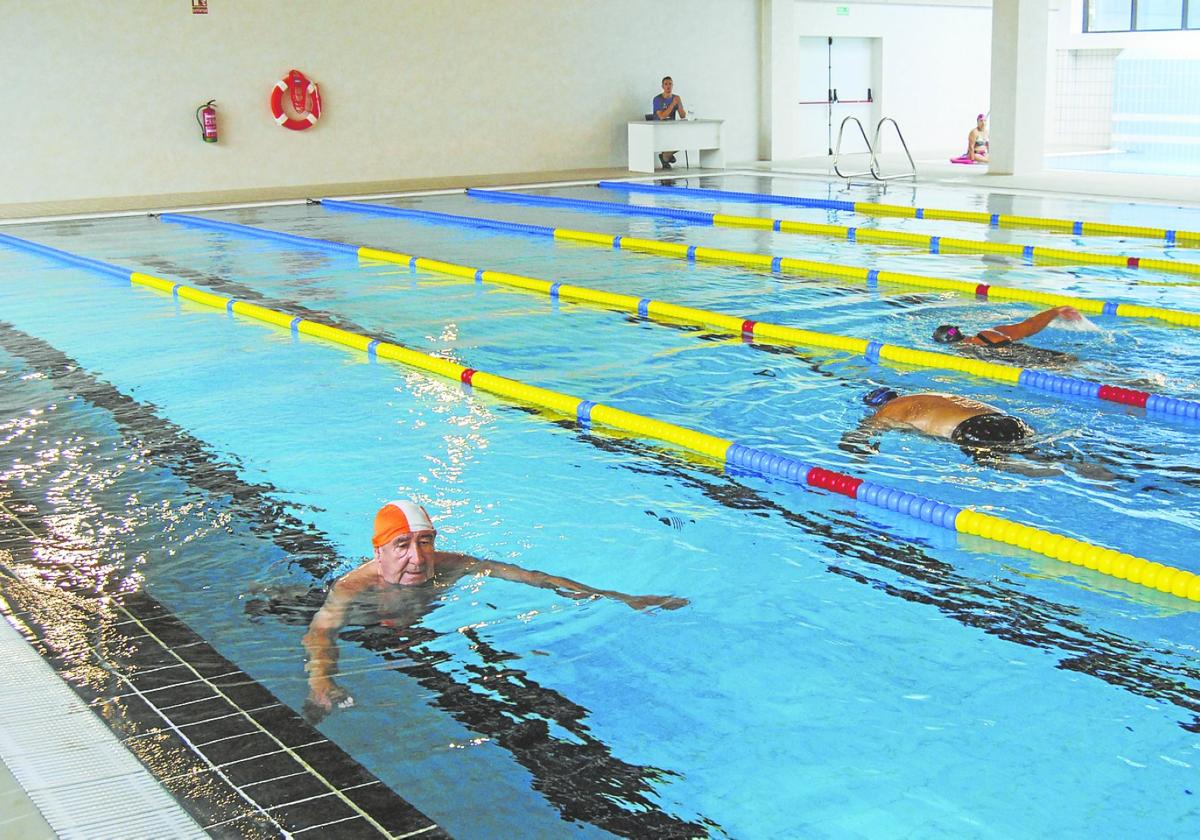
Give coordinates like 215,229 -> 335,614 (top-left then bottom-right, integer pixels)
837,5 -> 849,14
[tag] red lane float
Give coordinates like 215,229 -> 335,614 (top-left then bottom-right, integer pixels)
270,69 -> 321,131
806,467 -> 864,499
1098,385 -> 1151,408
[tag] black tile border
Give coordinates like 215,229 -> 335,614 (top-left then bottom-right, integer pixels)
0,317 -> 724,838
0,529 -> 449,840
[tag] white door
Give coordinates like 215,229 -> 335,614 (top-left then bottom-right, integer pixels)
797,36 -> 833,156
795,36 -> 878,157
831,38 -> 875,152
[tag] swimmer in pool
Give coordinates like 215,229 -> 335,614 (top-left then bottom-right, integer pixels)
301,499 -> 687,722
932,306 -> 1083,366
858,388 -> 1034,447
843,388 -> 1118,482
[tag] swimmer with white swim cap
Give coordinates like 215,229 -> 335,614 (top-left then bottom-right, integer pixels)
302,499 -> 687,723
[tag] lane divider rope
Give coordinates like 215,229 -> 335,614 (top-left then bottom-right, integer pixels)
253,205 -> 1199,421
2,229 -> 1196,602
319,199 -> 1200,330
596,181 -> 1200,248
466,188 -> 1200,279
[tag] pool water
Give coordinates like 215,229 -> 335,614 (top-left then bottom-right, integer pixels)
1,173 -> 1198,838
1045,150 -> 1200,178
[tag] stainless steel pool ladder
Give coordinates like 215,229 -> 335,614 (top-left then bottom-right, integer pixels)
832,116 -> 874,180
832,116 -> 917,182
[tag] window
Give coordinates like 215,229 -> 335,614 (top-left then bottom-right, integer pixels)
1086,0 -> 1134,31
1084,0 -> 1195,31
1136,0 -> 1185,28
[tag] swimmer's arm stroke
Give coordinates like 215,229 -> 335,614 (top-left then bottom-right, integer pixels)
991,305 -> 1081,342
838,413 -> 889,458
454,555 -> 688,611
841,399 -> 951,451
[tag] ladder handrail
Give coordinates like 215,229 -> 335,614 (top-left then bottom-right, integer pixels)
869,117 -> 917,182
832,116 -> 874,180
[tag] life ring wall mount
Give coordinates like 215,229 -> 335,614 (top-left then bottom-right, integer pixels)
270,69 -> 321,131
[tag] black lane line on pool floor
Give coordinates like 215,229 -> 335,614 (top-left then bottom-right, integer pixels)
0,326 -> 447,838
247,593 -> 726,839
56,255 -> 1200,733
0,319 -> 720,839
0,512 -> 446,839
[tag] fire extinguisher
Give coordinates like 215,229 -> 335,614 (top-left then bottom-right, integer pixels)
196,100 -> 218,143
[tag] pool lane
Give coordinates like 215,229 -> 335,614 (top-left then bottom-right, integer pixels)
209,205 -> 1199,424
468,187 -> 1200,278
2,228 -> 1198,604
597,181 -> 1200,247
316,200 -> 1200,330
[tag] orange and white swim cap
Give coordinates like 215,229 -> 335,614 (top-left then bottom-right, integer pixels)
372,499 -> 435,548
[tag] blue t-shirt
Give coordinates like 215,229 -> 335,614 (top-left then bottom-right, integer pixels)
652,94 -> 677,120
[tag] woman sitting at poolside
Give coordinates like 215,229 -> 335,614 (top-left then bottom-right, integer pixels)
968,114 -> 989,163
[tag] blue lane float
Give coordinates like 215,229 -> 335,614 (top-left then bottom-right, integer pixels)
597,180 -> 857,210
0,232 -> 131,281
158,213 -> 360,255
320,200 -> 558,238
467,188 -> 716,224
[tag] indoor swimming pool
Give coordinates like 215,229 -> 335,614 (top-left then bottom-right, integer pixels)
1,173 -> 1198,838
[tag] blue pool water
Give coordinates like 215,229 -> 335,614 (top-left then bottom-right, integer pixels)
1,173 -> 1199,837
1045,150 -> 1200,178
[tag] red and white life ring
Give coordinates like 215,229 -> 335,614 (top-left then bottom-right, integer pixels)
270,69 -> 322,131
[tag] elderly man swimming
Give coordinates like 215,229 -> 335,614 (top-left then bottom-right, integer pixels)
302,500 -> 686,721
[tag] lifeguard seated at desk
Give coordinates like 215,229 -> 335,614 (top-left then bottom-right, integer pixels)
651,75 -> 686,169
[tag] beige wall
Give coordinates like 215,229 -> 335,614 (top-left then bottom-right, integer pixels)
4,0 -> 760,206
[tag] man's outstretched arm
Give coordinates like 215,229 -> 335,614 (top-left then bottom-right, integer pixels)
459,556 -> 687,611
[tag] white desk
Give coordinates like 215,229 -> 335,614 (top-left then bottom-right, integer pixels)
627,119 -> 725,173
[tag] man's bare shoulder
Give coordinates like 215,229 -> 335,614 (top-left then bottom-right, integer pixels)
329,561 -> 381,599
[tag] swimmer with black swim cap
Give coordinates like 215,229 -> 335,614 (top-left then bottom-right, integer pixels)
933,305 -> 1082,350
849,387 -> 1123,482
859,387 -> 1034,447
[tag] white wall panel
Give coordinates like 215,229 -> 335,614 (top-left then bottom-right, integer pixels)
3,0 -> 760,205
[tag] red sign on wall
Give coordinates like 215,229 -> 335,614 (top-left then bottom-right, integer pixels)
192,0 -> 208,14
